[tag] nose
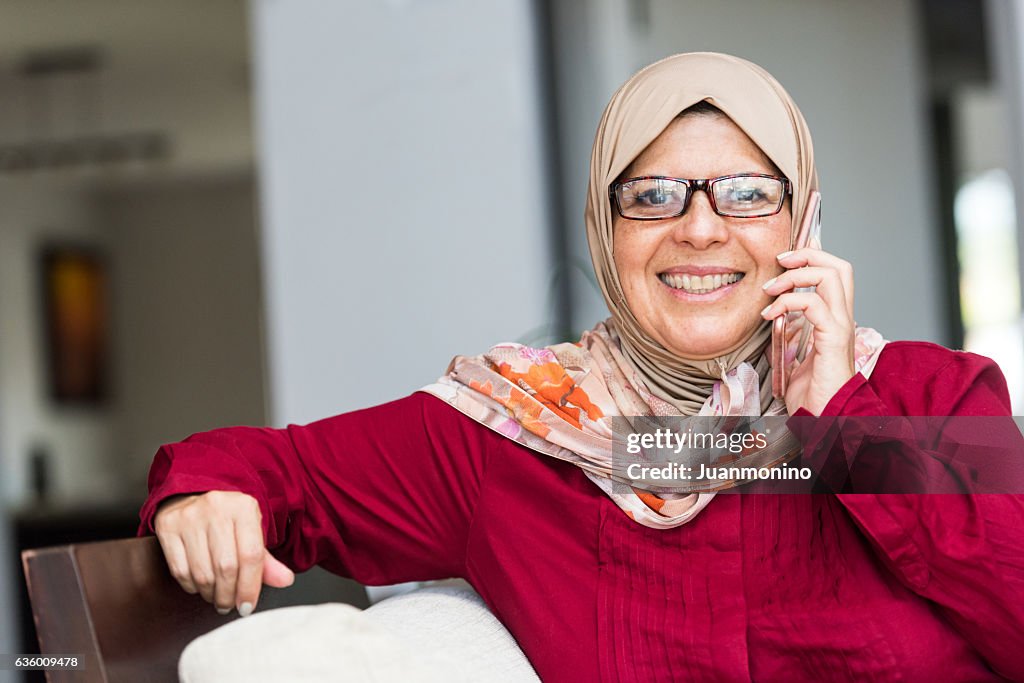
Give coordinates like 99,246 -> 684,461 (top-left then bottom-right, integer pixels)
669,188 -> 730,249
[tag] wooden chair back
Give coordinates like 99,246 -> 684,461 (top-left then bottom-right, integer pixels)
21,536 -> 232,683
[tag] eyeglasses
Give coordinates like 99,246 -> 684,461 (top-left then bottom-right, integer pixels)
610,173 -> 791,220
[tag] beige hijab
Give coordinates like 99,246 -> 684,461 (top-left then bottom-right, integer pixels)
586,52 -> 819,414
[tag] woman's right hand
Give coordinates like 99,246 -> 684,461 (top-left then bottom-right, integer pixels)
153,490 -> 295,616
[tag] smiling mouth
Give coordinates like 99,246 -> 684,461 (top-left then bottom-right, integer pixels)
658,272 -> 744,294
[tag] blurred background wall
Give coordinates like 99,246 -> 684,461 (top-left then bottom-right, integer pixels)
252,0 -> 552,424
1,0 -> 1022,677
0,3 -> 263,678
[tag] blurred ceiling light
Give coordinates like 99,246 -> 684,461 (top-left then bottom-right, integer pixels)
0,45 -> 171,175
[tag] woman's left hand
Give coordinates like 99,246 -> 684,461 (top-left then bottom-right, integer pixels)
760,248 -> 857,416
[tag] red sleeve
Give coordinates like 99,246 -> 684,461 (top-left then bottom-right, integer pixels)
792,342 -> 1024,681
137,392 -> 490,586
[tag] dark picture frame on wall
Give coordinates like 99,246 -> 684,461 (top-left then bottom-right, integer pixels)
39,243 -> 110,405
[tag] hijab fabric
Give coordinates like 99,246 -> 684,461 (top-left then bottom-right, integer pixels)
421,53 -> 885,528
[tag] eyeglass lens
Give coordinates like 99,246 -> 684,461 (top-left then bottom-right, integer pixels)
616,175 -> 785,218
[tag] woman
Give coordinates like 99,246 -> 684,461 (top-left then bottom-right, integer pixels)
140,53 -> 1024,681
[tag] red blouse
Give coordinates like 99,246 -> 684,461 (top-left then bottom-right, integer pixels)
139,341 -> 1024,681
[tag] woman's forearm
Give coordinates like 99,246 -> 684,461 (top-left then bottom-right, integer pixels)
138,392 -> 489,584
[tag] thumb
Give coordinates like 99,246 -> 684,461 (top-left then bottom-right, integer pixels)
261,550 -> 296,588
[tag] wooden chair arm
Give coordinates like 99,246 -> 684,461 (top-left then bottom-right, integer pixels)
22,536 -> 233,683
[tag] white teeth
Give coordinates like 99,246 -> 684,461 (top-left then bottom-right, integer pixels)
660,272 -> 742,294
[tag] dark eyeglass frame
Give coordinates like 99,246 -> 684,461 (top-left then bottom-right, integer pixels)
609,173 -> 792,220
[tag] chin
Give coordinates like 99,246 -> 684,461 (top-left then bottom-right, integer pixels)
666,341 -> 739,359
658,322 -> 756,359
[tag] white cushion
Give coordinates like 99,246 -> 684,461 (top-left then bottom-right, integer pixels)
363,585 -> 539,681
178,586 -> 538,682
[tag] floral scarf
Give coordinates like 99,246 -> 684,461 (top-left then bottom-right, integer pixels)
421,321 -> 885,529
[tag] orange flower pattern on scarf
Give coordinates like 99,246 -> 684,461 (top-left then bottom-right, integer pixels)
504,386 -> 552,439
496,360 -> 605,429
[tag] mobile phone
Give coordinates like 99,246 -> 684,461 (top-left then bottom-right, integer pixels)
771,190 -> 822,399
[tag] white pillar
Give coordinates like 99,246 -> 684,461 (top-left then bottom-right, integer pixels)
250,0 -> 553,425
986,0 -> 1024,353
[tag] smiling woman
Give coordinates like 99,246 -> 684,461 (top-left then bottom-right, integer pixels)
139,52 -> 1024,682
611,110 -> 791,361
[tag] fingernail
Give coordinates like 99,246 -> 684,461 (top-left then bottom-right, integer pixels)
761,305 -> 772,317
216,607 -> 231,616
776,251 -> 793,260
762,277 -> 777,290
239,602 -> 254,618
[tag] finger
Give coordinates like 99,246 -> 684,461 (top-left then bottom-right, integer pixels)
262,552 -> 296,589
761,291 -> 847,337
156,532 -> 198,595
762,266 -> 848,319
234,516 -> 266,616
208,520 -> 240,614
776,249 -> 854,317
183,525 -> 217,605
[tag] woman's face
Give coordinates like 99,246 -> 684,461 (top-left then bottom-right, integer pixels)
612,114 -> 791,359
